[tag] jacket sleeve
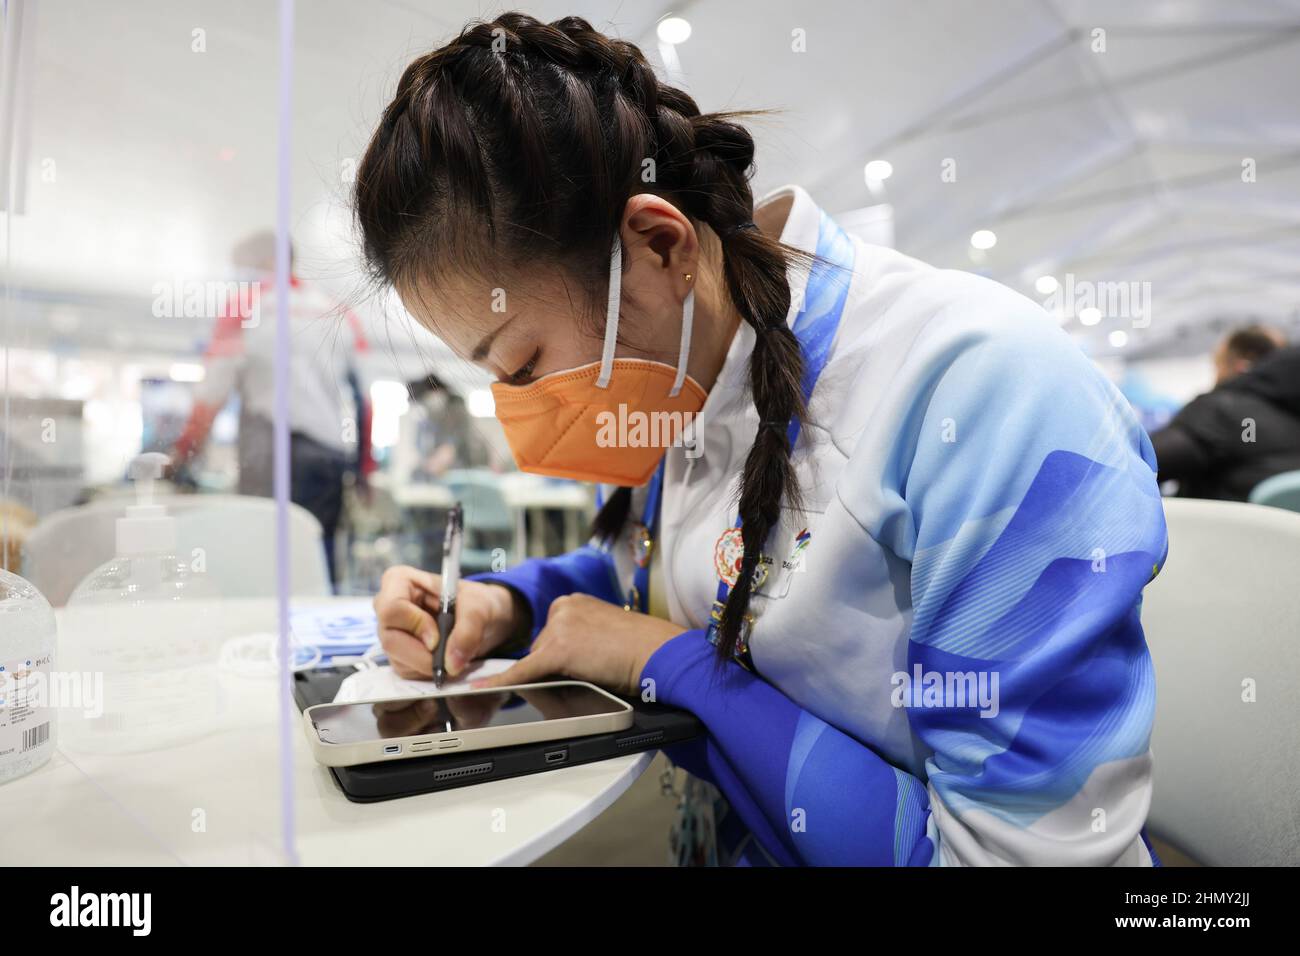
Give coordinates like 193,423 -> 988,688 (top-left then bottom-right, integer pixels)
1149,421 -> 1210,482
471,540 -> 939,865
642,628 -> 937,866
465,545 -> 623,649
891,313 -> 1168,865
174,289 -> 250,463
1149,393 -> 1223,483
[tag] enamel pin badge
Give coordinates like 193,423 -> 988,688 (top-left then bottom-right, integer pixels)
713,526 -> 773,590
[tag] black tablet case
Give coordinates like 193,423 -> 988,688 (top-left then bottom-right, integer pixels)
293,666 -> 703,803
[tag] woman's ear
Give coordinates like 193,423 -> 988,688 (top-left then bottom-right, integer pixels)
621,194 -> 699,305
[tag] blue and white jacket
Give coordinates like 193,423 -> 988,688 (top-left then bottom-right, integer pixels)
471,185 -> 1168,866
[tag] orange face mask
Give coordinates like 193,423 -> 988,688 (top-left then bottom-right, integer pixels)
490,238 -> 707,487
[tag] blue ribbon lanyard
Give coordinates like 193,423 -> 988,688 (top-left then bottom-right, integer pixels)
623,461 -> 664,612
705,211 -> 856,661
592,461 -> 663,613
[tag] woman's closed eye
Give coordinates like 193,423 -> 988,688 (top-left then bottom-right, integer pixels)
503,349 -> 540,385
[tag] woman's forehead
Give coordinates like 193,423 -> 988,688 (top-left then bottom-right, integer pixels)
406,293 -> 513,359
398,273 -> 579,359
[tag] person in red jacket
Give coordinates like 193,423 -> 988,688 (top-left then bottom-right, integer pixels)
172,232 -> 374,587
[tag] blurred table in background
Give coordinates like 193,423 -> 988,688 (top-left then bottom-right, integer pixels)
376,471 -> 592,558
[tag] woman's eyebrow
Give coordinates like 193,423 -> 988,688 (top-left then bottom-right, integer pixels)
471,313 -> 519,362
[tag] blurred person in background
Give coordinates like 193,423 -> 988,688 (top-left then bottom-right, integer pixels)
1150,324 -> 1300,500
171,231 -> 375,587
403,373 -> 503,481
1211,324 -> 1286,386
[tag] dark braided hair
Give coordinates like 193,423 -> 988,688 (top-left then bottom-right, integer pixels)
355,12 -> 809,661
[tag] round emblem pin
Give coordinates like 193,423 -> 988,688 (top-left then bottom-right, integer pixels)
713,527 -> 745,586
630,522 -> 654,568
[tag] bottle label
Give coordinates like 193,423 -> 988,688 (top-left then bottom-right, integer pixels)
0,653 -> 55,762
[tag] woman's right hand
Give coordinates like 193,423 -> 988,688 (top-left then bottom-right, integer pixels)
373,565 -> 525,680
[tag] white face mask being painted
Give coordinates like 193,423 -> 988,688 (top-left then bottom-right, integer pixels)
489,237 -> 708,486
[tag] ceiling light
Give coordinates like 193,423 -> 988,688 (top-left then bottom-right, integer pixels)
970,229 -> 997,250
864,160 -> 893,182
1079,307 -> 1102,326
657,17 -> 691,45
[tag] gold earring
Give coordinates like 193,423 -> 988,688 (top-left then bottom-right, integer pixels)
683,272 -> 693,283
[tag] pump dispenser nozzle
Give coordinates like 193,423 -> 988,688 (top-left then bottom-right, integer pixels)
117,452 -> 177,555
128,452 -> 170,504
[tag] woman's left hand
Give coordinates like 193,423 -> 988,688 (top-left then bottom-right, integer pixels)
471,593 -> 685,697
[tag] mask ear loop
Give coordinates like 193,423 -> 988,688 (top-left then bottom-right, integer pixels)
669,285 -> 694,398
597,234 -> 694,396
596,236 -> 622,389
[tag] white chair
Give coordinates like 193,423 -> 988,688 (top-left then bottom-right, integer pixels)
23,493 -> 331,605
170,495 -> 331,599
1140,497 -> 1300,866
22,499 -> 121,606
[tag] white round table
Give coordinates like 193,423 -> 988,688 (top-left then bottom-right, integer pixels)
1,597 -> 654,866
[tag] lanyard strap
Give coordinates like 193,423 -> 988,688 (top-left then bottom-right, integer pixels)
708,211 -> 857,647
625,460 -> 664,612
593,460 -> 664,613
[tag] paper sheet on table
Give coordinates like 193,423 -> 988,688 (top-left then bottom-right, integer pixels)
332,659 -> 517,703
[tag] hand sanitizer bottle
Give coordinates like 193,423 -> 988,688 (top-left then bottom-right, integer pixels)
0,569 -> 57,783
60,453 -> 224,753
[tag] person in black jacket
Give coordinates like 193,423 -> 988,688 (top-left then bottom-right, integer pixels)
1150,326 -> 1300,500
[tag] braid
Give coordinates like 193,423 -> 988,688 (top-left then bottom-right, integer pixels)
356,12 -> 810,662
694,127 -> 807,662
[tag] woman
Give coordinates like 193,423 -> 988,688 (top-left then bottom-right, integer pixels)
360,13 -> 1167,866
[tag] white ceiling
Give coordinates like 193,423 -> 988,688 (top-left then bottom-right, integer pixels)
5,0 -> 1300,371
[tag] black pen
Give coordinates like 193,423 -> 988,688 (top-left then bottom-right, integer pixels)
434,503 -> 463,688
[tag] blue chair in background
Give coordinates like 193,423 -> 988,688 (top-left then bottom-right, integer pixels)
443,469 -> 520,575
1248,470 -> 1300,513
